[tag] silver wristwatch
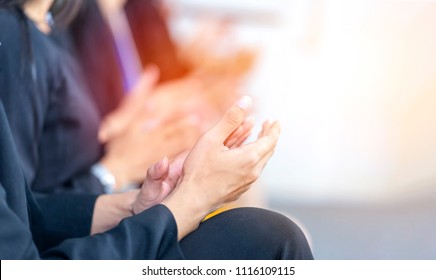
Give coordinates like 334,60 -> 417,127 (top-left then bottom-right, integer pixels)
90,163 -> 116,194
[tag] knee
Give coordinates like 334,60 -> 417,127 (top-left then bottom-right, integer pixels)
207,207 -> 314,259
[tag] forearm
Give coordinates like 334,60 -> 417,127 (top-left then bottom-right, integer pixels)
91,190 -> 139,234
162,184 -> 209,240
43,205 -> 183,260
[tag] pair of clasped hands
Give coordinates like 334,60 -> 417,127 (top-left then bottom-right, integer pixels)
137,93 -> 280,239
94,68 -> 280,239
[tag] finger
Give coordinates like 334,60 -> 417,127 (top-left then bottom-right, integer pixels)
208,95 -> 252,143
146,157 -> 169,181
224,125 -> 243,147
252,123 -> 281,175
224,116 -> 254,147
158,181 -> 174,200
230,127 -> 253,149
130,65 -> 160,97
98,114 -> 129,143
254,121 -> 280,162
150,151 -> 188,202
251,147 -> 276,181
140,157 -> 170,204
259,121 -> 280,144
98,67 -> 160,142
237,121 -> 281,165
239,122 -> 280,184
228,118 -> 255,149
258,120 -> 271,138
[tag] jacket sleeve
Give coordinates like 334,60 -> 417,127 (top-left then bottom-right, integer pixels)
0,183 -> 183,260
42,204 -> 184,260
31,192 -> 99,251
32,187 -> 184,259
0,184 -> 40,260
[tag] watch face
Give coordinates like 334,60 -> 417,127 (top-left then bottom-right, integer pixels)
102,173 -> 116,187
91,164 -> 116,193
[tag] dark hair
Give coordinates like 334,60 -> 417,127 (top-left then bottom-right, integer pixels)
0,0 -> 82,27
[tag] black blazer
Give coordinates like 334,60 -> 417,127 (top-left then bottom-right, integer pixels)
0,8 -> 106,194
0,99 -> 183,259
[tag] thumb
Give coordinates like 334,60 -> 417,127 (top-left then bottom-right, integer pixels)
130,64 -> 160,97
209,95 -> 252,142
146,157 -> 169,182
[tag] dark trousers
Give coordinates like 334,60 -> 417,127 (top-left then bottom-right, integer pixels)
180,207 -> 314,260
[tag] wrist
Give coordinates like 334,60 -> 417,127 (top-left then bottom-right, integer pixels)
91,190 -> 139,234
98,157 -> 131,192
162,182 -> 209,240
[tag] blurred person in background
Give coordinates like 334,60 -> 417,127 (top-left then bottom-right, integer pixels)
67,0 -> 256,119
63,0 -> 260,208
0,0 -> 212,195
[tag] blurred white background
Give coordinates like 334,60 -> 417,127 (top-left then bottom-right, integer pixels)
168,0 -> 436,205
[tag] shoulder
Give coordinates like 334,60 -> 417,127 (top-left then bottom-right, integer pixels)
0,7 -> 21,34
0,8 -> 23,76
0,8 -> 25,65
0,8 -> 24,52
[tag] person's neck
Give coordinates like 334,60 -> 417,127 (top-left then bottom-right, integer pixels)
23,0 -> 54,34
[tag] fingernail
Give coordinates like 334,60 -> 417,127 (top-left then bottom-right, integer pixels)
236,96 -> 252,110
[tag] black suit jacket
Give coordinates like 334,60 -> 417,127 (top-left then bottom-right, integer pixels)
1,7 -> 105,194
0,99 -> 183,259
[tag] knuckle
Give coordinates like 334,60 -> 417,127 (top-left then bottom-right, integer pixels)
254,165 -> 264,177
245,151 -> 260,166
225,108 -> 243,126
247,170 -> 258,183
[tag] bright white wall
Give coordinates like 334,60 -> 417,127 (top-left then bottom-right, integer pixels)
169,0 -> 436,204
